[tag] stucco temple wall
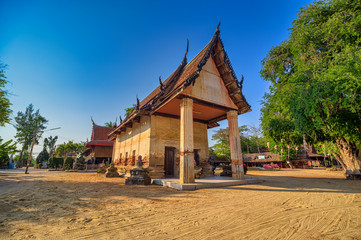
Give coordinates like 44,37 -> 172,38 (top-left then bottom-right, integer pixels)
112,116 -> 151,171
149,115 -> 209,178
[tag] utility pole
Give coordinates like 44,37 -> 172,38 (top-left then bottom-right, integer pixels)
25,120 -> 38,174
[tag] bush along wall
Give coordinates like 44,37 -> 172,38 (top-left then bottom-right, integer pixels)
64,157 -> 74,170
48,157 -> 64,169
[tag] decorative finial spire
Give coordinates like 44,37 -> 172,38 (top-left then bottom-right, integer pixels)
136,95 -> 140,110
119,115 -> 123,123
180,39 -> 189,66
91,116 -> 95,125
217,22 -> 221,31
159,76 -> 164,91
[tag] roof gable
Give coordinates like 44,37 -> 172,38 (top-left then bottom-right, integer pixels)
182,57 -> 238,109
109,25 -> 251,139
92,125 -> 114,140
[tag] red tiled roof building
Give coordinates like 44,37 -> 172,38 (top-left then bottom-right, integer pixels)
82,120 -> 114,164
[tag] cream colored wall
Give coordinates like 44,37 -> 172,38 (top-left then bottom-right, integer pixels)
149,115 -> 209,177
182,57 -> 237,109
112,115 -> 151,168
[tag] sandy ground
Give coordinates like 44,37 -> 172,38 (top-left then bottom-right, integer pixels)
0,168 -> 361,240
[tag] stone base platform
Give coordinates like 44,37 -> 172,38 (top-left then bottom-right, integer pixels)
152,176 -> 261,191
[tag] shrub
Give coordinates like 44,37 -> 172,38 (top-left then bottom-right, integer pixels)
64,157 -> 74,170
97,161 -> 107,174
0,152 -> 9,169
48,157 -> 63,169
263,164 -> 280,170
76,156 -> 86,170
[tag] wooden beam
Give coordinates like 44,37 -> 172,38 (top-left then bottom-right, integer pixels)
230,89 -> 241,97
153,112 -> 208,124
208,114 -> 227,124
216,62 -> 226,68
234,99 -> 245,105
224,80 -> 237,87
213,50 -> 222,57
207,122 -> 220,129
180,94 -> 237,112
134,116 -> 140,123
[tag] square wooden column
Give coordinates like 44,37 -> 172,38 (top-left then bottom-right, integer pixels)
227,110 -> 244,179
180,97 -> 195,183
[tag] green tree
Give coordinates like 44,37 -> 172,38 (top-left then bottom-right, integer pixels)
55,141 -> 85,157
43,136 -> 58,157
0,62 -> 12,126
0,137 -> 17,168
36,149 -> 49,165
260,0 -> 361,177
14,104 -> 47,167
249,125 -> 262,153
104,121 -> 115,128
211,126 -> 249,159
124,104 -> 136,118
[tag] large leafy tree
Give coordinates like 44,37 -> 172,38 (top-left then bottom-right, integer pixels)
14,104 -> 47,167
260,0 -> 361,177
211,126 -> 254,159
55,141 -> 85,157
0,62 -> 12,126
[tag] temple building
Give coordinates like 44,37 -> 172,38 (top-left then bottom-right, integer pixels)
82,120 -> 115,164
108,25 -> 251,183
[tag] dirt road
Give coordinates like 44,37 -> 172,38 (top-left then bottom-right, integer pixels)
0,168 -> 360,239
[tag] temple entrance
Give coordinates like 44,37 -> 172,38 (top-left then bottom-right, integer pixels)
164,147 -> 175,177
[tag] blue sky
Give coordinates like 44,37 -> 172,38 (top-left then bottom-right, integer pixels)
0,0 -> 313,155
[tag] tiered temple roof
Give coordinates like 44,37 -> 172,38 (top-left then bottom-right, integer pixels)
109,24 -> 251,140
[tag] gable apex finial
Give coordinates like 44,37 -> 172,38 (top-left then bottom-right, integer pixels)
136,95 -> 140,110
217,22 -> 221,31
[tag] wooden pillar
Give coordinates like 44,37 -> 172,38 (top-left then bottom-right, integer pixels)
227,110 -> 244,179
180,97 -> 195,183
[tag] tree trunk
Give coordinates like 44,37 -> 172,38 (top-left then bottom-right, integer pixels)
336,137 -> 361,179
332,153 -> 347,172
15,142 -> 27,168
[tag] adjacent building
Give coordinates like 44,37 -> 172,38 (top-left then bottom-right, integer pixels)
82,120 -> 114,164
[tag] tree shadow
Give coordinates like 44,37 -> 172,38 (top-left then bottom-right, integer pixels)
230,173 -> 361,194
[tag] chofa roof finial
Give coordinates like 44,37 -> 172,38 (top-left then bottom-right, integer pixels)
185,38 -> 189,57
91,116 -> 95,125
217,22 -> 221,31
136,95 -> 140,110
159,76 -> 164,91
